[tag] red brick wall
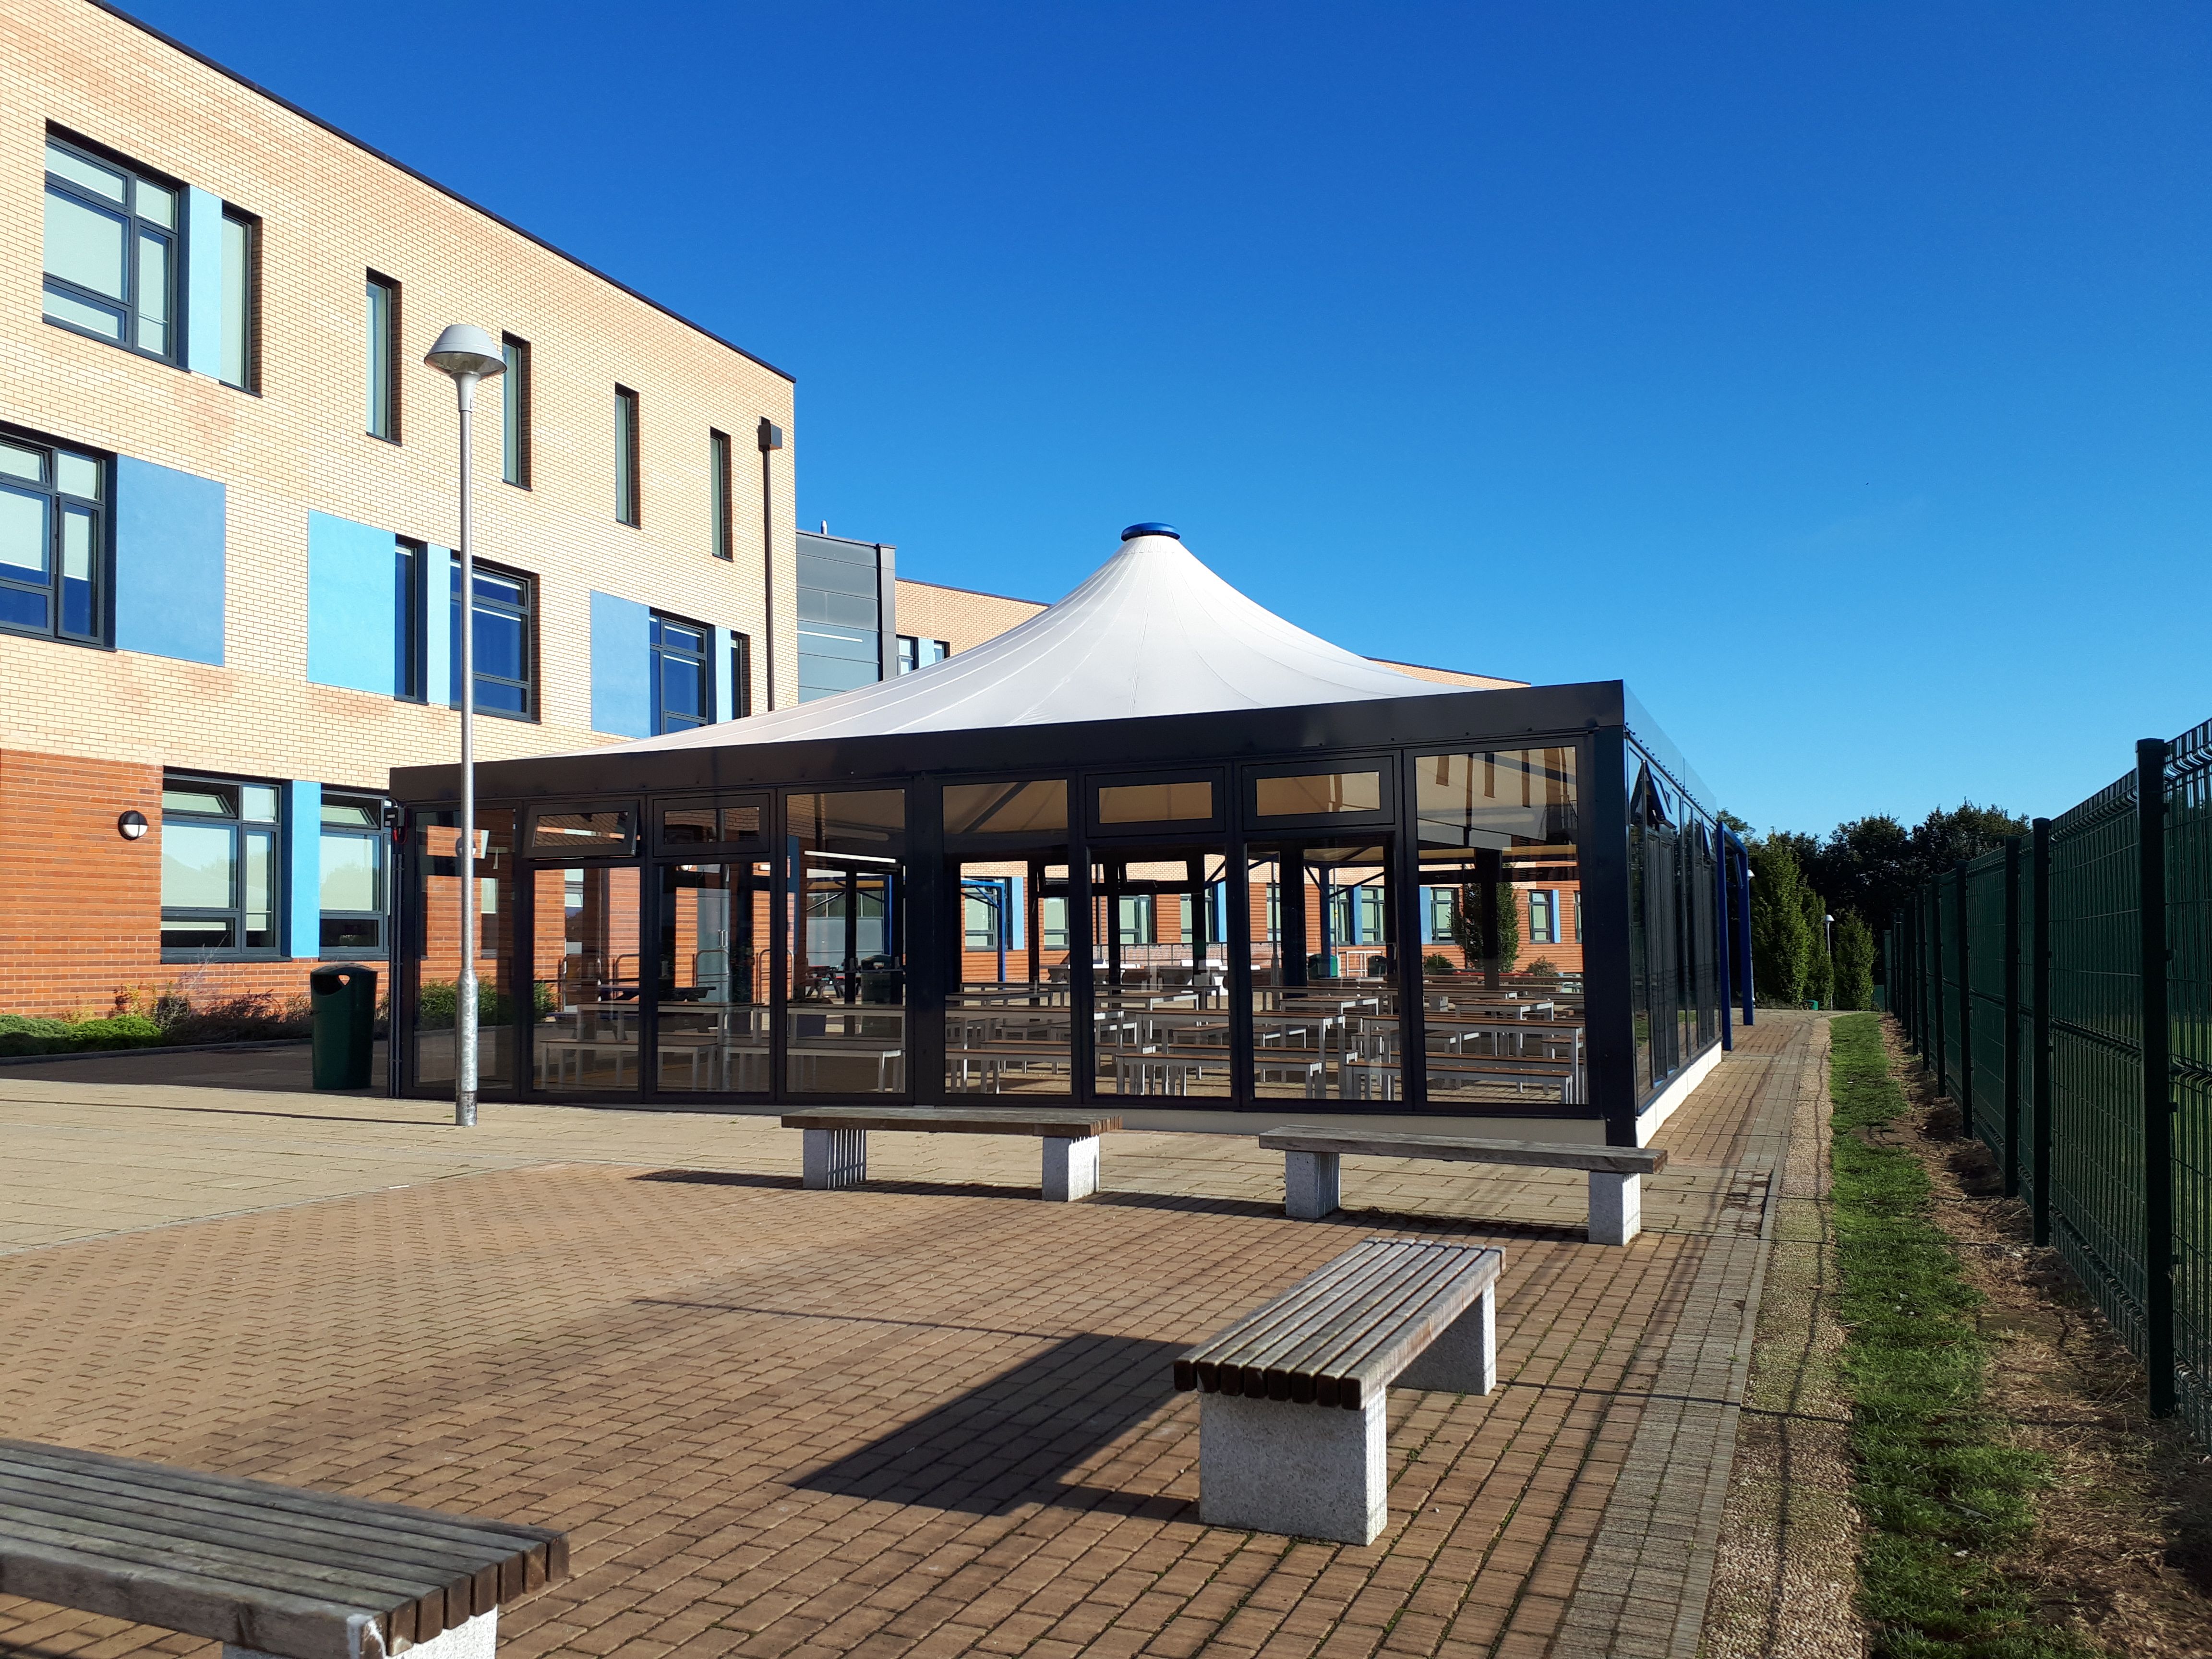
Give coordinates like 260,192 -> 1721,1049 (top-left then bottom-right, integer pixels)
0,746 -> 329,1015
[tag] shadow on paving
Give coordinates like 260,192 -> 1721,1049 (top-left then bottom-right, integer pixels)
790,1333 -> 1189,1516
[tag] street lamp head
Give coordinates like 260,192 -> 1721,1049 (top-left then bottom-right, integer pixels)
424,323 -> 505,408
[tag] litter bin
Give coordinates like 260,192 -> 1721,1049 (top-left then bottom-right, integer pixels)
310,963 -> 378,1090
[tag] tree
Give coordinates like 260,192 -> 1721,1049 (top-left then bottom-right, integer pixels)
1749,836 -> 1814,1005
1800,887 -> 1834,1006
1833,912 -> 1876,1010
1450,883 -> 1520,973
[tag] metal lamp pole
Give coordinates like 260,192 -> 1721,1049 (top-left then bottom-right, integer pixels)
424,325 -> 506,1127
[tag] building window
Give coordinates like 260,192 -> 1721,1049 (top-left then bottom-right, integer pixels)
219,209 -> 258,391
1117,893 -> 1155,946
614,386 -> 640,525
709,430 -> 733,559
1528,888 -> 1557,945
43,135 -> 181,362
160,775 -> 281,957
0,433 -> 105,645
797,532 -> 884,700
1042,895 -> 1069,950
501,335 -> 530,487
651,613 -> 710,734
394,539 -> 425,700
320,795 -> 387,955
451,563 -> 534,719
366,272 -> 400,440
963,879 -> 1010,951
895,635 -> 950,674
729,630 -> 752,717
1574,891 -> 1583,942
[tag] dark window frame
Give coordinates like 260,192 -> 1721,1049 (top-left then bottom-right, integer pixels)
219,205 -> 261,393
159,771 -> 284,961
394,538 -> 426,701
709,429 -> 733,559
366,271 -> 401,442
0,425 -> 109,649
650,611 -> 712,735
451,559 -> 537,721
501,334 -> 531,487
41,130 -> 185,367
729,630 -> 753,718
318,792 -> 390,958
614,385 -> 640,525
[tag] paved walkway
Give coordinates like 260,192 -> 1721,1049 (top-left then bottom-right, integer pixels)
0,1015 -> 1820,1659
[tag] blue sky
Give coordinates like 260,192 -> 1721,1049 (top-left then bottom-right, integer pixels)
131,1 -> 2211,835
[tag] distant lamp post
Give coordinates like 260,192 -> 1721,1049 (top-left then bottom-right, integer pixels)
1825,912 -> 1835,956
424,324 -> 506,1128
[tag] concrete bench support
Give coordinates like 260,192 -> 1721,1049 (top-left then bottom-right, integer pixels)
802,1127 -> 868,1190
230,1611 -> 499,1659
1587,1170 -> 1641,1246
1200,1390 -> 1386,1545
1042,1134 -> 1101,1202
1284,1148 -> 1341,1220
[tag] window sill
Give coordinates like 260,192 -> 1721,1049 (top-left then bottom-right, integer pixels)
0,623 -> 113,651
161,951 -> 287,964
42,314 -> 185,371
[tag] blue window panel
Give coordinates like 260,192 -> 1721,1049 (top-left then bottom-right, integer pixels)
589,589 -> 652,737
113,456 -> 223,664
711,626 -> 735,721
423,547 -> 453,705
285,780 -> 321,959
184,187 -> 224,380
306,511 -> 398,694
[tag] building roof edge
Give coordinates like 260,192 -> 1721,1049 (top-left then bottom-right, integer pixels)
86,0 -> 796,384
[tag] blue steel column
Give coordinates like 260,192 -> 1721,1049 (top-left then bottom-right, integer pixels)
1584,728 -> 1636,1144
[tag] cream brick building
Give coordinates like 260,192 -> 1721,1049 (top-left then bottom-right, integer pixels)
0,0 -> 797,1011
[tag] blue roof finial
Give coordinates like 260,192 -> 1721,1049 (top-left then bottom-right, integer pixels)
1120,522 -> 1180,541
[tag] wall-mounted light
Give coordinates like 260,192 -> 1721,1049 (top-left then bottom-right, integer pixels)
117,810 -> 149,841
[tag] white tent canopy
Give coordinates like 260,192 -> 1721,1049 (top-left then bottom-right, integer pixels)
598,527 -> 1466,756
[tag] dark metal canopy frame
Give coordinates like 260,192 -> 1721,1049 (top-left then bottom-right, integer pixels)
387,679 -> 1735,1146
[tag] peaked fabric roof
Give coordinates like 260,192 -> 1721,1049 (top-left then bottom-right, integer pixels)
602,531 -> 1465,756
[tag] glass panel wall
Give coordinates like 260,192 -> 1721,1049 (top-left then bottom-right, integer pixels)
533,866 -> 643,1092
788,790 -> 906,1093
1414,749 -> 1585,1108
1625,747 -> 1722,1100
1093,848 -> 1232,1097
656,861 -> 773,1092
1243,842 -> 1398,1101
412,809 -> 517,1091
947,857 -> 1074,1095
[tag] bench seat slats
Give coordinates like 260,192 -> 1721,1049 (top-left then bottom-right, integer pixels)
1258,1130 -> 1665,1175
0,1442 -> 561,1567
0,1461 -> 531,1588
0,1533 -> 381,1659
0,1440 -> 566,1659
1175,1239 -> 1503,1409
781,1108 -> 1120,1138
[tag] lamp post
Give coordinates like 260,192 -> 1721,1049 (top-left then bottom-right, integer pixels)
424,324 -> 506,1128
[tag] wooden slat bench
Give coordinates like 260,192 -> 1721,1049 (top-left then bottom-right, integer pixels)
1258,1128 -> 1669,1245
781,1107 -> 1122,1201
1172,1237 -> 1504,1543
0,1437 -> 566,1659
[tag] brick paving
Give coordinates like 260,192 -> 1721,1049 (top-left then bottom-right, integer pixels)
0,1014 -> 1817,1659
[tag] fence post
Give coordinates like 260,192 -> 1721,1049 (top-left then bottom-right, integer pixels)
2031,817 -> 2053,1247
1931,884 -> 1946,1091
1955,861 -> 1973,1113
2003,836 -> 2022,1195
2137,738 -> 2175,1418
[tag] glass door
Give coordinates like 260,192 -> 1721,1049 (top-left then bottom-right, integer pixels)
532,864 -> 644,1094
786,790 -> 907,1095
1090,846 -> 1232,1098
1242,842 -> 1397,1102
656,860 -> 773,1094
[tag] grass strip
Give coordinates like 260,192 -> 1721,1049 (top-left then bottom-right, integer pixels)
1828,1012 -> 2091,1658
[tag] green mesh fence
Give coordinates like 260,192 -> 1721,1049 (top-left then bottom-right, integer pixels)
1897,720 -> 2209,1444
